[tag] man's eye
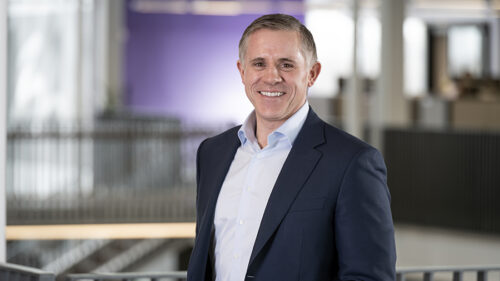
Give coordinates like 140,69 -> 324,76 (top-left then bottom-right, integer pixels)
253,62 -> 264,67
282,63 -> 293,69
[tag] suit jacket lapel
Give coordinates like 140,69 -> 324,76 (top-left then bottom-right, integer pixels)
201,129 -> 241,225
249,109 -> 325,265
194,128 -> 241,280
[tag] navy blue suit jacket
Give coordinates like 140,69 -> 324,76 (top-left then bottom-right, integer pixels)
187,109 -> 396,281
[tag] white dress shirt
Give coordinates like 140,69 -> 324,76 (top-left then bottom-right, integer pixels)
213,102 -> 309,281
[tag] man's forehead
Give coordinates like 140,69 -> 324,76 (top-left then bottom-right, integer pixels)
243,30 -> 308,63
246,30 -> 301,53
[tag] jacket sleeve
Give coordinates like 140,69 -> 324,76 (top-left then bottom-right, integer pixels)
335,147 -> 397,281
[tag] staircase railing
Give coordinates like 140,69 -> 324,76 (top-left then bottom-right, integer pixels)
0,262 -> 55,281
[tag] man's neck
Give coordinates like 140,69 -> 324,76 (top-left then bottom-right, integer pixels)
251,101 -> 309,149
255,118 -> 285,148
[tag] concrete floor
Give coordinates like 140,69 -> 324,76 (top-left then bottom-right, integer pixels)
395,224 -> 500,280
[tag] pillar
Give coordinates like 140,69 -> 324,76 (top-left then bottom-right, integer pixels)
0,0 -> 8,262
372,0 -> 409,150
344,0 -> 362,139
489,13 -> 500,78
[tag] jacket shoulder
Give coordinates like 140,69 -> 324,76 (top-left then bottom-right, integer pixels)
201,125 -> 241,149
321,122 -> 376,155
197,125 -> 241,162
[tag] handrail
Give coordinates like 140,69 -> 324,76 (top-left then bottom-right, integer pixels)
397,264 -> 500,273
3,263 -> 500,281
0,262 -> 55,281
396,265 -> 500,281
6,222 -> 196,240
66,271 -> 187,280
65,265 -> 500,281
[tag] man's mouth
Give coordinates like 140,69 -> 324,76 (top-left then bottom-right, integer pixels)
258,91 -> 285,97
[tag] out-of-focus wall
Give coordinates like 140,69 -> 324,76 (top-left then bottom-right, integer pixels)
124,3 -> 304,124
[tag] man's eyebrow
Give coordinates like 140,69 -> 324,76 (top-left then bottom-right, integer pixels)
278,58 -> 296,63
250,57 -> 265,63
248,57 -> 296,64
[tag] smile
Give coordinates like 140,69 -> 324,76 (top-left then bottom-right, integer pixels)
259,91 -> 285,97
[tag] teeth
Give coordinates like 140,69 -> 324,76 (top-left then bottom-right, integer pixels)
259,91 -> 284,97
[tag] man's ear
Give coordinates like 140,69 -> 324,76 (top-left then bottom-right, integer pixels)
307,61 -> 321,87
237,60 -> 245,82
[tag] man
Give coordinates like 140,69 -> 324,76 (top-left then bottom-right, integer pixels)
187,14 -> 396,281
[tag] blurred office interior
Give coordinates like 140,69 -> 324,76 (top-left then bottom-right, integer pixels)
1,0 -> 500,280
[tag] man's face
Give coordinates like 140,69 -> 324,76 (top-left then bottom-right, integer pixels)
237,29 -> 321,127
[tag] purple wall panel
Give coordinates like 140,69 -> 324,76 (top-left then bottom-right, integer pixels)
125,5 -> 304,124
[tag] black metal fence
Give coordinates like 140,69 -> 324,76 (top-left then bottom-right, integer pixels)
384,128 -> 500,234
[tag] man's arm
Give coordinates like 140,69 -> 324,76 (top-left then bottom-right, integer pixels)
335,147 -> 396,281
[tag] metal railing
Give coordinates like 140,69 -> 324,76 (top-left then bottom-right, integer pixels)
63,266 -> 500,281
0,262 -> 55,281
384,128 -> 500,234
6,122 -> 222,225
396,265 -> 500,281
2,263 -> 500,281
65,271 -> 187,281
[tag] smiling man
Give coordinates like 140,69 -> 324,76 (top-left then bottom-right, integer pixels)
187,14 -> 396,281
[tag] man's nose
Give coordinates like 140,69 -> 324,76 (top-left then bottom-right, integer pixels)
262,66 -> 282,84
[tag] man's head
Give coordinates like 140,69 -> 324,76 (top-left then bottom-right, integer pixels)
239,14 -> 318,66
237,14 -> 321,129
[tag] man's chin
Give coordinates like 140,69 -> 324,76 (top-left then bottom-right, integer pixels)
255,111 -> 288,124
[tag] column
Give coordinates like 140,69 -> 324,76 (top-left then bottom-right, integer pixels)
344,0 -> 362,139
489,15 -> 500,78
372,0 -> 409,150
106,0 -> 125,112
0,0 -> 8,262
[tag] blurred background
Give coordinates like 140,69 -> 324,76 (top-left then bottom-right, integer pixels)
1,0 -> 500,280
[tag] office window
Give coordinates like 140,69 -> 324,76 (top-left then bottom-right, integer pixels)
7,0 -> 100,126
358,15 -> 381,79
306,8 -> 354,97
404,17 -> 427,96
448,25 -> 483,77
